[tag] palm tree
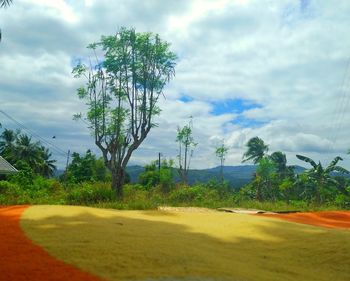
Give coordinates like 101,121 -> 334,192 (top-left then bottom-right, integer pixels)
270,151 -> 294,179
0,128 -> 18,162
242,137 -> 269,164
296,155 -> 349,204
37,146 -> 57,178
14,134 -> 41,169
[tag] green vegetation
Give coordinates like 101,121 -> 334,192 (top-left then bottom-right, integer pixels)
0,128 -> 350,211
73,27 -> 176,198
0,26 -> 349,212
242,136 -> 269,164
176,118 -> 197,184
0,128 -> 56,178
215,141 -> 229,183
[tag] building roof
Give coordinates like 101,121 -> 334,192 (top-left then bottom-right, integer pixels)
0,156 -> 18,174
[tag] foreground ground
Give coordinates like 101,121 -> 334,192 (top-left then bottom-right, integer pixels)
0,205 -> 349,281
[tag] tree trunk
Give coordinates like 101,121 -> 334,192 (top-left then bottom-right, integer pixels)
178,168 -> 187,185
220,160 -> 224,183
256,183 -> 262,201
111,167 -> 124,200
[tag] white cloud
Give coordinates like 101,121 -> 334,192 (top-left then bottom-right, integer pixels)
1,0 -> 350,170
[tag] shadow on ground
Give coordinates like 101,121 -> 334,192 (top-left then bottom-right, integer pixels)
21,205 -> 350,281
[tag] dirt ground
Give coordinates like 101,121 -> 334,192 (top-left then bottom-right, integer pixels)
261,211 -> 350,229
0,205 -> 101,281
19,205 -> 350,281
1,205 -> 350,281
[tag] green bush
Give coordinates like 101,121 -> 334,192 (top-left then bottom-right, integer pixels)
0,181 -> 19,194
168,185 -> 219,203
334,193 -> 350,208
9,161 -> 35,188
66,183 -> 116,205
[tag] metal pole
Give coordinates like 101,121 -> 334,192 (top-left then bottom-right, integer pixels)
64,149 -> 70,186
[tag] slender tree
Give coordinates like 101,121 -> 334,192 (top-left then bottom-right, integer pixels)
73,27 -> 176,198
176,118 -> 197,184
215,142 -> 229,183
242,136 -> 269,164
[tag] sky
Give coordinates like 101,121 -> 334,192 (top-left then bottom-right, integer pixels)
1,0 -> 350,170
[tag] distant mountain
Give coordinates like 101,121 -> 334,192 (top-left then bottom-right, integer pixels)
126,165 -> 307,189
55,165 -> 308,188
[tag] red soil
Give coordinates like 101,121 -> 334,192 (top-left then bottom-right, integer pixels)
0,206 -> 102,281
263,211 -> 350,229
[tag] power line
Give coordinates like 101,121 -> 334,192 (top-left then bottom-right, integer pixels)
328,57 -> 350,149
0,109 -> 68,157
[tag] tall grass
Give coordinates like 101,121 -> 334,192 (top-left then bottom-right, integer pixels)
0,178 -> 348,211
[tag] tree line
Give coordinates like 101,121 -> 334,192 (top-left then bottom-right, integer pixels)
0,127 -> 56,178
1,22 -> 350,208
240,136 -> 349,205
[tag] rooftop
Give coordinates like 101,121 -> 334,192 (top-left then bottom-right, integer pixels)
0,156 -> 18,174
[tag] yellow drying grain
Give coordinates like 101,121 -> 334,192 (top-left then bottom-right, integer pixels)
21,205 -> 350,281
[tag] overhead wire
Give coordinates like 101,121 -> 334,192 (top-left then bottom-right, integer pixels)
0,109 -> 68,157
327,57 -> 350,150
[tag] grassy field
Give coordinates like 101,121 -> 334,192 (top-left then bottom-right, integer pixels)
21,205 -> 350,281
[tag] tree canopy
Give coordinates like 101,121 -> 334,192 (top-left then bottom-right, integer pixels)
0,128 -> 56,178
73,27 -> 176,198
176,119 -> 197,184
242,136 -> 269,164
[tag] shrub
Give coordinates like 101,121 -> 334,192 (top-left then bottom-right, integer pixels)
9,161 -> 35,188
0,181 -> 19,194
168,185 -> 218,203
334,193 -> 350,209
66,183 -> 116,205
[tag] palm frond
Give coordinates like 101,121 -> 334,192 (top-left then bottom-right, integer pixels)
329,156 -> 342,168
0,0 -> 13,8
296,154 -> 317,169
332,166 -> 350,174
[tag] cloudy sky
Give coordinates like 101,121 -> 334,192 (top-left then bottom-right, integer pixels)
1,0 -> 350,170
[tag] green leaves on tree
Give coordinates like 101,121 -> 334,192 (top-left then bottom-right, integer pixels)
73,27 -> 176,198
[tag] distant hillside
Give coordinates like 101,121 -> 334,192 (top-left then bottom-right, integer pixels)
126,165 -> 253,188
56,164 -> 308,188
126,165 -> 306,188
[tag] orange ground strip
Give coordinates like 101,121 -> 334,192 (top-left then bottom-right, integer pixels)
262,211 -> 350,229
0,206 -> 102,281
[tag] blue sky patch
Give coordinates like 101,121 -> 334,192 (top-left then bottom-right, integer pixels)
232,115 -> 268,128
70,56 -> 82,68
300,0 -> 310,12
211,98 -> 262,115
179,95 -> 194,103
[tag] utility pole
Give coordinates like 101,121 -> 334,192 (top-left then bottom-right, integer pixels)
64,149 -> 70,185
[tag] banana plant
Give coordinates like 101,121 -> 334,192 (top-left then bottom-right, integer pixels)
296,155 -> 349,204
